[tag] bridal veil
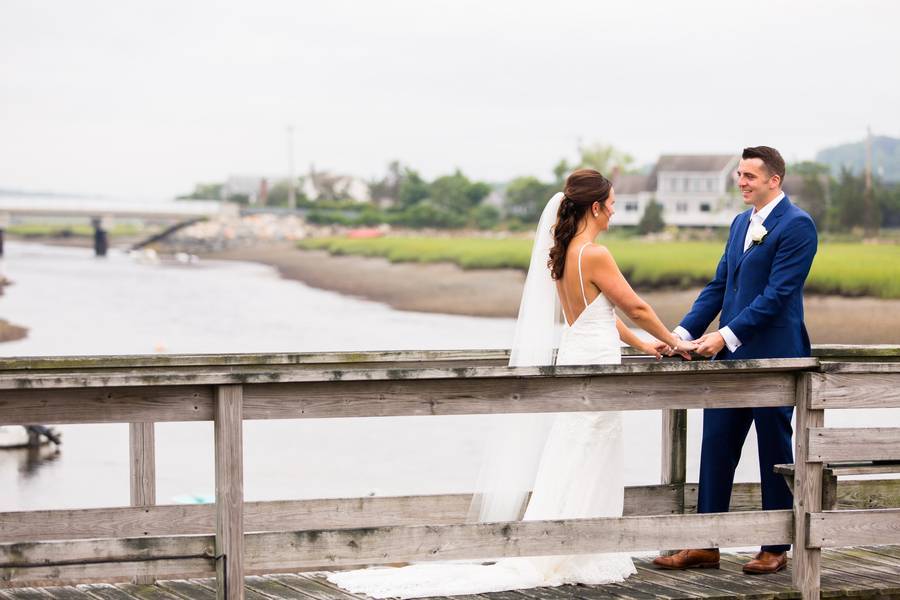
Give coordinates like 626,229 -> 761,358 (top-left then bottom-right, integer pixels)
467,192 -> 564,523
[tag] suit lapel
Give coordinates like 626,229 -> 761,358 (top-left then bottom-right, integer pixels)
731,210 -> 752,272
733,196 -> 791,274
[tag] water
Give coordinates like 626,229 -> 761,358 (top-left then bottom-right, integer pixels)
0,242 -> 895,513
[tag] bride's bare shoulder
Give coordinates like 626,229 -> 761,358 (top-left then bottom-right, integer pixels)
583,243 -> 616,263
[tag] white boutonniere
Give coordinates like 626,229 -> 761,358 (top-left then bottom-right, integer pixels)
749,222 -> 768,245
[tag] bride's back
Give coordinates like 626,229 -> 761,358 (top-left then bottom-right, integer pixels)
547,169 -> 617,327
556,241 -> 601,326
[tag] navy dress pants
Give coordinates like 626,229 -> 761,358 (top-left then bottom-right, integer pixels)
697,406 -> 794,553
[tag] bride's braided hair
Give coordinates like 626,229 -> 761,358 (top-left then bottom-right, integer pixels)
548,168 -> 612,280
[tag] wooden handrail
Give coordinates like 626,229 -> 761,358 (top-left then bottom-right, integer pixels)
1,346 -> 898,598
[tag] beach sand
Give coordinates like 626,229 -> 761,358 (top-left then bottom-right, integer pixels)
208,243 -> 900,345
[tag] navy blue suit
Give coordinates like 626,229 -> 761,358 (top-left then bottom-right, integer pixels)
679,195 -> 817,553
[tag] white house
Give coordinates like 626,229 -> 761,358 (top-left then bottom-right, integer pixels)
301,166 -> 371,203
612,154 -> 743,227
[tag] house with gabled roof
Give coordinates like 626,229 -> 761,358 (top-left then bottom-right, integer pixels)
612,154 -> 744,227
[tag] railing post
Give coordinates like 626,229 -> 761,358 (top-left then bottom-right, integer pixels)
129,421 -> 156,585
793,372 -> 824,599
215,385 -> 244,600
660,408 -> 687,555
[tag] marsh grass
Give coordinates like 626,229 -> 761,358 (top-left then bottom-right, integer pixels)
298,236 -> 900,299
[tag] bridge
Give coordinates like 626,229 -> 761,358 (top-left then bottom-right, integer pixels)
1,345 -> 899,599
0,196 -> 230,256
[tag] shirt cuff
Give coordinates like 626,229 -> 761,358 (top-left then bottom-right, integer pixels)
719,326 -> 742,353
673,326 -> 693,342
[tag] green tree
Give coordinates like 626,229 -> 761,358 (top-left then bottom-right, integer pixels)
395,201 -> 466,228
830,168 -> 877,231
368,161 -> 405,207
577,142 -> 634,176
504,176 -> 555,222
178,182 -> 223,200
637,198 -> 665,235
880,185 -> 900,228
470,205 -> 500,230
429,170 -> 486,213
552,159 -> 572,186
788,162 -> 829,230
397,168 -> 429,208
266,178 -> 309,207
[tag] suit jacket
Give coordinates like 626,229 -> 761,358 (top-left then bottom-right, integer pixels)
680,195 -> 818,360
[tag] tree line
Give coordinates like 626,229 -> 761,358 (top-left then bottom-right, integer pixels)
180,143 -> 900,234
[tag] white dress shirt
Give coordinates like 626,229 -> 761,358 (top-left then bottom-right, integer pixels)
675,192 -> 785,353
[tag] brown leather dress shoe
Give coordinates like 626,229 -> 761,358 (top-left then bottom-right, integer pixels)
652,548 -> 720,569
742,551 -> 788,574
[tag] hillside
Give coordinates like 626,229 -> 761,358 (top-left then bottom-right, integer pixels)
816,135 -> 900,182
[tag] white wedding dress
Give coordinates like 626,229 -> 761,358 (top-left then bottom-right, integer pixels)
327,242 -> 635,598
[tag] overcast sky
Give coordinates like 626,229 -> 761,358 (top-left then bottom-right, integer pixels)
2,0 -> 899,199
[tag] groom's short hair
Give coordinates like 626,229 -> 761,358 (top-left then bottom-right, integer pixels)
742,146 -> 785,184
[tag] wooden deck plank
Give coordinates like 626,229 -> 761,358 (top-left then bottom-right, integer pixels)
714,556 -> 797,598
572,584 -> 643,600
513,586 -> 571,600
0,590 -> 53,600
40,588 -> 98,600
819,554 -> 900,591
827,550 -> 900,584
859,544 -> 900,560
630,564 -> 740,599
263,575 -> 358,600
243,577 -> 314,600
109,587 -> 180,600
646,561 -> 775,598
156,581 -> 216,600
75,584 -> 141,600
725,551 -> 877,599
833,547 -> 900,570
187,578 -> 269,600
514,587 -> 574,600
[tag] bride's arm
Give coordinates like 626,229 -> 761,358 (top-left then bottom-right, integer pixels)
616,316 -> 662,359
584,245 -> 696,355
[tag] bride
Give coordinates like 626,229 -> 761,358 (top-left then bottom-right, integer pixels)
327,169 -> 696,598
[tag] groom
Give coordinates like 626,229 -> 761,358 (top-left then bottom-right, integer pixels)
653,146 -> 818,574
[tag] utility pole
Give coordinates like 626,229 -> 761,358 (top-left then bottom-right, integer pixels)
287,124 -> 297,211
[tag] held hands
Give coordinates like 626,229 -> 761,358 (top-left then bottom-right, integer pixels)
694,331 -> 726,358
651,335 -> 698,360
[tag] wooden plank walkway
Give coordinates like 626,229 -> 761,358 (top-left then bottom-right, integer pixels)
5,546 -> 900,600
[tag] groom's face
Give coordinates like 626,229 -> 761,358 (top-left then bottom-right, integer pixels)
737,158 -> 778,207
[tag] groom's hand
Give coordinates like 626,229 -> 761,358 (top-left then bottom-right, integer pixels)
695,332 -> 726,357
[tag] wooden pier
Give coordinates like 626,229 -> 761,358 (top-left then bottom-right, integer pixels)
1,345 -> 899,599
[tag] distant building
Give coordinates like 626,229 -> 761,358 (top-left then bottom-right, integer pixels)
301,166 -> 370,203
221,176 -> 269,205
613,154 -> 745,227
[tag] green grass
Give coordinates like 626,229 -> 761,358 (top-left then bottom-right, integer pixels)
8,223 -> 144,237
298,236 -> 900,299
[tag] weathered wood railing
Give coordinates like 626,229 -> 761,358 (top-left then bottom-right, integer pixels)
1,345 -> 899,600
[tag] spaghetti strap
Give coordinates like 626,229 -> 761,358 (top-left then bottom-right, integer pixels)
577,242 -> 591,308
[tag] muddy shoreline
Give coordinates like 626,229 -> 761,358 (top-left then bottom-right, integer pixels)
206,244 -> 900,345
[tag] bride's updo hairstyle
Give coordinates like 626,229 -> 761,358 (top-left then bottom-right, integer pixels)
548,168 -> 612,280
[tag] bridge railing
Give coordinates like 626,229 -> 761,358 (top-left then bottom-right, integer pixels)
0,345 -> 898,599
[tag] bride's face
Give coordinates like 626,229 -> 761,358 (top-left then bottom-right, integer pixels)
597,189 -> 616,230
